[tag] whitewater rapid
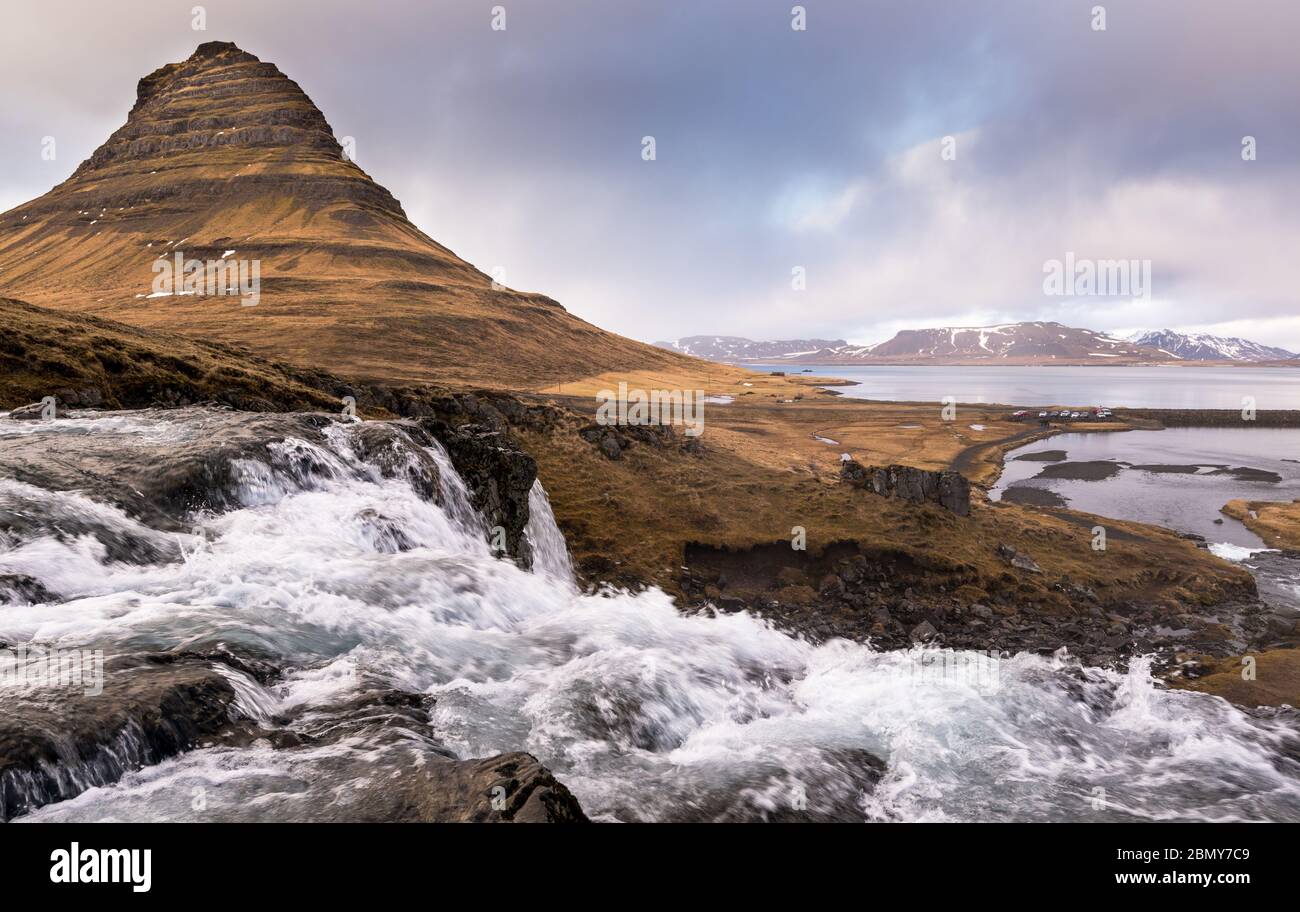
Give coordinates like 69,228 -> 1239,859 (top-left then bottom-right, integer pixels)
3,410 -> 1300,822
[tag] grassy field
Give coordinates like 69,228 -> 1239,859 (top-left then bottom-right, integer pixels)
0,296 -> 344,412
519,389 -> 1254,616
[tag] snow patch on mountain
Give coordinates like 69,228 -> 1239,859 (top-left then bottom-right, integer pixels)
1126,329 -> 1296,362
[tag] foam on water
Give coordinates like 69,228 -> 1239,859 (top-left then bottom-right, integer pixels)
4,410 -> 1300,822
1210,542 -> 1277,562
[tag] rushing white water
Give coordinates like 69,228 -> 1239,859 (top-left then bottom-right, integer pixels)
524,480 -> 575,582
4,410 -> 1300,822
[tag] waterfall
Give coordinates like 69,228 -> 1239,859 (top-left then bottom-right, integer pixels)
4,407 -> 1300,823
525,480 -> 575,582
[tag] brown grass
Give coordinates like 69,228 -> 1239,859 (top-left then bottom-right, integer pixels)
520,392 -> 1253,610
1176,650 -> 1300,708
0,296 -> 343,412
1222,499 -> 1300,550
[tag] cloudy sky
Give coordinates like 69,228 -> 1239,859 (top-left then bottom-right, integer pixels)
3,0 -> 1298,348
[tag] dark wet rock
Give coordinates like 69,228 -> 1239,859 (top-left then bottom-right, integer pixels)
0,654 -> 245,822
1132,464 -> 1204,474
1012,449 -> 1067,462
600,434 -> 623,460
840,460 -> 970,516
0,480 -> 181,567
0,407 -> 338,532
55,387 -> 104,408
1208,466 -> 1283,483
6,400 -> 70,420
2,655 -> 590,823
214,683 -> 587,823
346,420 -> 442,503
0,573 -> 57,605
423,420 -> 537,568
1034,460 -> 1123,481
910,620 -> 939,642
366,752 -> 589,823
1000,484 -> 1068,509
138,412 -> 340,521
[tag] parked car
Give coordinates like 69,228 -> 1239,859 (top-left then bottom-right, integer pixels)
1012,410 -> 1028,419
1038,411 -> 1048,418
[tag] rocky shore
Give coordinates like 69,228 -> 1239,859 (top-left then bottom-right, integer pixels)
675,537 -> 1284,672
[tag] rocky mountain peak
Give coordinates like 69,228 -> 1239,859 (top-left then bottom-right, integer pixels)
77,41 -> 342,182
0,43 -> 697,388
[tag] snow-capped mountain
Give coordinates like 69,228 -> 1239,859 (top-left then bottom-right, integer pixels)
659,323 -> 1297,365
765,322 -> 1171,364
654,335 -> 848,361
854,322 -> 1165,362
1126,330 -> 1296,362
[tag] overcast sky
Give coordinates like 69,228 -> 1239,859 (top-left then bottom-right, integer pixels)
3,0 -> 1298,348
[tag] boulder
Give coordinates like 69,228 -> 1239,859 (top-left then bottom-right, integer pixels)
0,655 -> 243,822
348,421 -> 442,503
422,420 -> 538,567
996,543 -> 1043,574
840,460 -> 970,516
6,399 -> 69,420
910,620 -> 939,642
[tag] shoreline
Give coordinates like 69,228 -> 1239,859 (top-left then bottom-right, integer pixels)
741,359 -> 1300,369
960,414 -> 1300,708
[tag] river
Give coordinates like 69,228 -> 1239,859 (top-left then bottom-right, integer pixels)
2,409 -> 1299,822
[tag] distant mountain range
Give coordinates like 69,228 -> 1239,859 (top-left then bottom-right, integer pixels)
656,322 -> 1298,366
652,336 -> 849,361
1125,330 -> 1296,362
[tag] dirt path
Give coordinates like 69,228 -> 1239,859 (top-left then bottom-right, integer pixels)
948,424 -> 1058,486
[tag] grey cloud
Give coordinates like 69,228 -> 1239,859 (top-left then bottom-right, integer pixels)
2,0 -> 1298,347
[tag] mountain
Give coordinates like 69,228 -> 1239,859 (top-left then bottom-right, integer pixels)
0,42 -> 695,389
850,322 -> 1170,363
654,335 -> 849,362
666,322 -> 1174,365
1126,329 -> 1296,362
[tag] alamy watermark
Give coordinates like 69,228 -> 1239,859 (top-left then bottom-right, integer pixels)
595,381 -> 705,437
1,646 -> 104,696
905,649 -> 1002,693
1043,252 -> 1150,300
50,843 -> 151,892
150,251 -> 261,306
